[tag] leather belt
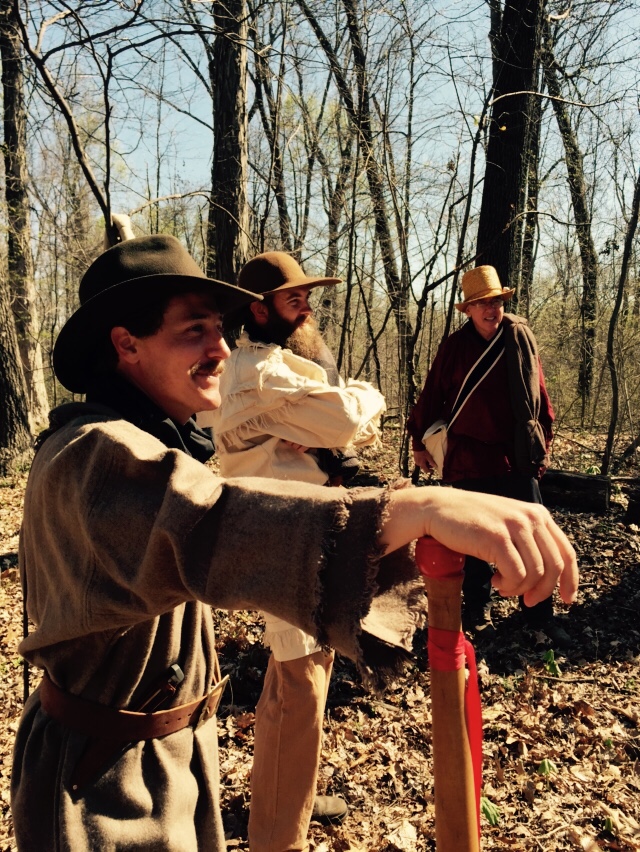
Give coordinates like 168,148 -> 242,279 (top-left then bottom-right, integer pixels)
40,671 -> 228,794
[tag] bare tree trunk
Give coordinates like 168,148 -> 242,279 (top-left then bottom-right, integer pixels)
0,0 -> 48,427
475,0 -> 544,292
297,0 -> 412,375
208,0 -> 249,281
0,272 -> 31,474
541,20 -> 599,420
602,169 -> 640,474
250,6 -> 295,254
317,128 -> 355,334
519,76 -> 543,317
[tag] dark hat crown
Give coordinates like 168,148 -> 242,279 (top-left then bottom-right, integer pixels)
238,251 -> 342,296
238,252 -> 306,295
79,235 -> 206,304
53,234 -> 259,393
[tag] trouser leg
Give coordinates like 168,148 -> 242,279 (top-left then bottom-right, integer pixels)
249,649 -> 334,852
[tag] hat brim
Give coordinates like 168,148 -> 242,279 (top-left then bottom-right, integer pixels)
264,275 -> 342,294
455,287 -> 515,312
53,272 -> 259,393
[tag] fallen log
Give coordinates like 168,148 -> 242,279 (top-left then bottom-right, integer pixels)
540,469 -> 610,514
624,489 -> 640,525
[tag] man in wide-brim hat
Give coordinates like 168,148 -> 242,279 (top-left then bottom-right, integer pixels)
12,237 -> 578,852
408,264 -> 572,647
206,250 -> 387,850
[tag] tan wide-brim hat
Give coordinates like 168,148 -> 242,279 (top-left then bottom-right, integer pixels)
53,235 -> 260,393
238,251 -> 342,296
455,265 -> 515,312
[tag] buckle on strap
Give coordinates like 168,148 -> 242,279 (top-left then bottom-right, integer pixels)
195,674 -> 230,729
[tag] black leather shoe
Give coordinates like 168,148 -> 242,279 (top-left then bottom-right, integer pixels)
527,617 -> 572,650
311,795 -> 348,824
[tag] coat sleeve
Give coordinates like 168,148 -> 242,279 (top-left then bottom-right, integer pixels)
21,419 -> 423,682
406,342 -> 448,451
538,359 -> 555,450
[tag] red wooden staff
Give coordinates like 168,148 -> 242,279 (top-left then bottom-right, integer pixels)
415,536 -> 483,852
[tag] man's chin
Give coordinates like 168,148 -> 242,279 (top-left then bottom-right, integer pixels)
196,392 -> 221,411
192,376 -> 221,407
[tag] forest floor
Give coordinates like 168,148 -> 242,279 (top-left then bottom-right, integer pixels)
0,428 -> 639,851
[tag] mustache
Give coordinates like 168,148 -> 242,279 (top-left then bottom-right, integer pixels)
190,360 -> 225,377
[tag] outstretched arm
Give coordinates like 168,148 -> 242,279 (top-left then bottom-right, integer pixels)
379,486 -> 578,608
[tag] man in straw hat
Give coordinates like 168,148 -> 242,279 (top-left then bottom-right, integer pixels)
202,250 -> 386,849
407,265 -> 570,646
12,240 -> 578,851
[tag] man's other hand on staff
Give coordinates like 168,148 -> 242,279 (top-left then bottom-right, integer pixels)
379,486 -> 578,608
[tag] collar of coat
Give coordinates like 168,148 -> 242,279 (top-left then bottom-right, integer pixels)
36,374 -> 215,462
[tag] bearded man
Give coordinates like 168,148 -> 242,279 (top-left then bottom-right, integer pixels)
204,251 -> 386,852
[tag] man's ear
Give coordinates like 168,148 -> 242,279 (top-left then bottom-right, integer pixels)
110,326 -> 140,364
249,299 -> 269,326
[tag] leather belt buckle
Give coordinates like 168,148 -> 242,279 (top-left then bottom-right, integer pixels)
195,674 -> 229,729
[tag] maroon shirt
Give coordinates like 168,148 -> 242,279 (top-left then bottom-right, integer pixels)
407,320 -> 554,482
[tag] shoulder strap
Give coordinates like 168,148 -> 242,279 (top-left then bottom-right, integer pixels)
447,327 -> 505,430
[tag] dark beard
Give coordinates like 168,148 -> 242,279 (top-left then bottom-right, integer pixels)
244,304 -> 324,359
243,303 -> 300,348
244,303 -> 340,383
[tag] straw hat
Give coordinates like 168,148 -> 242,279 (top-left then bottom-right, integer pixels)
455,265 -> 515,312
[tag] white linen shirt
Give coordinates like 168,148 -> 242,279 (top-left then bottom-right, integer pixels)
202,334 -> 386,660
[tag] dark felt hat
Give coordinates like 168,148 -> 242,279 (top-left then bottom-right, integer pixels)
53,234 -> 260,393
238,251 -> 342,296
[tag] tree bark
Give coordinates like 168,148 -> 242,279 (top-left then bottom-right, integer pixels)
250,9 -> 295,254
297,0 -> 413,374
207,0 -> 249,282
519,79 -> 543,318
0,270 -> 31,476
0,0 -> 49,427
475,0 -> 544,293
541,20 -> 599,418
602,169 -> 640,474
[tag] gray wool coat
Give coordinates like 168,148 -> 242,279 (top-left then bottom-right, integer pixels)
12,404 -> 424,851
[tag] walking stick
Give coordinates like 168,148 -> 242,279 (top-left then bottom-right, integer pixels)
415,537 -> 483,852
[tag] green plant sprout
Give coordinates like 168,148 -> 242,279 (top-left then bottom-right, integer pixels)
537,758 -> 558,777
543,649 -> 561,677
481,796 -> 500,826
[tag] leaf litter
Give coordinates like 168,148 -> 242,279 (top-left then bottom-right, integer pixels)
0,431 -> 639,851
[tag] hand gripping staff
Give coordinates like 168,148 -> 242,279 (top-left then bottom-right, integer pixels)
415,537 -> 483,852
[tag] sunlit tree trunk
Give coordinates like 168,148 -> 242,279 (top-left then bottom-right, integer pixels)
541,18 -> 599,419
208,0 -> 249,281
0,272 -> 31,474
0,0 -> 48,427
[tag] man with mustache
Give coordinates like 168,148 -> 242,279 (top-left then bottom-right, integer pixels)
206,251 -> 387,851
13,237 -> 579,852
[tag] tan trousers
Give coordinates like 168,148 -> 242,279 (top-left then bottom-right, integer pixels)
248,649 -> 334,852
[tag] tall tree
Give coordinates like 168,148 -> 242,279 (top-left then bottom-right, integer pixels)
475,0 -> 545,292
297,0 -> 413,380
0,0 -> 49,426
541,16 -> 599,418
0,273 -> 31,475
602,168 -> 640,474
207,0 -> 250,281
